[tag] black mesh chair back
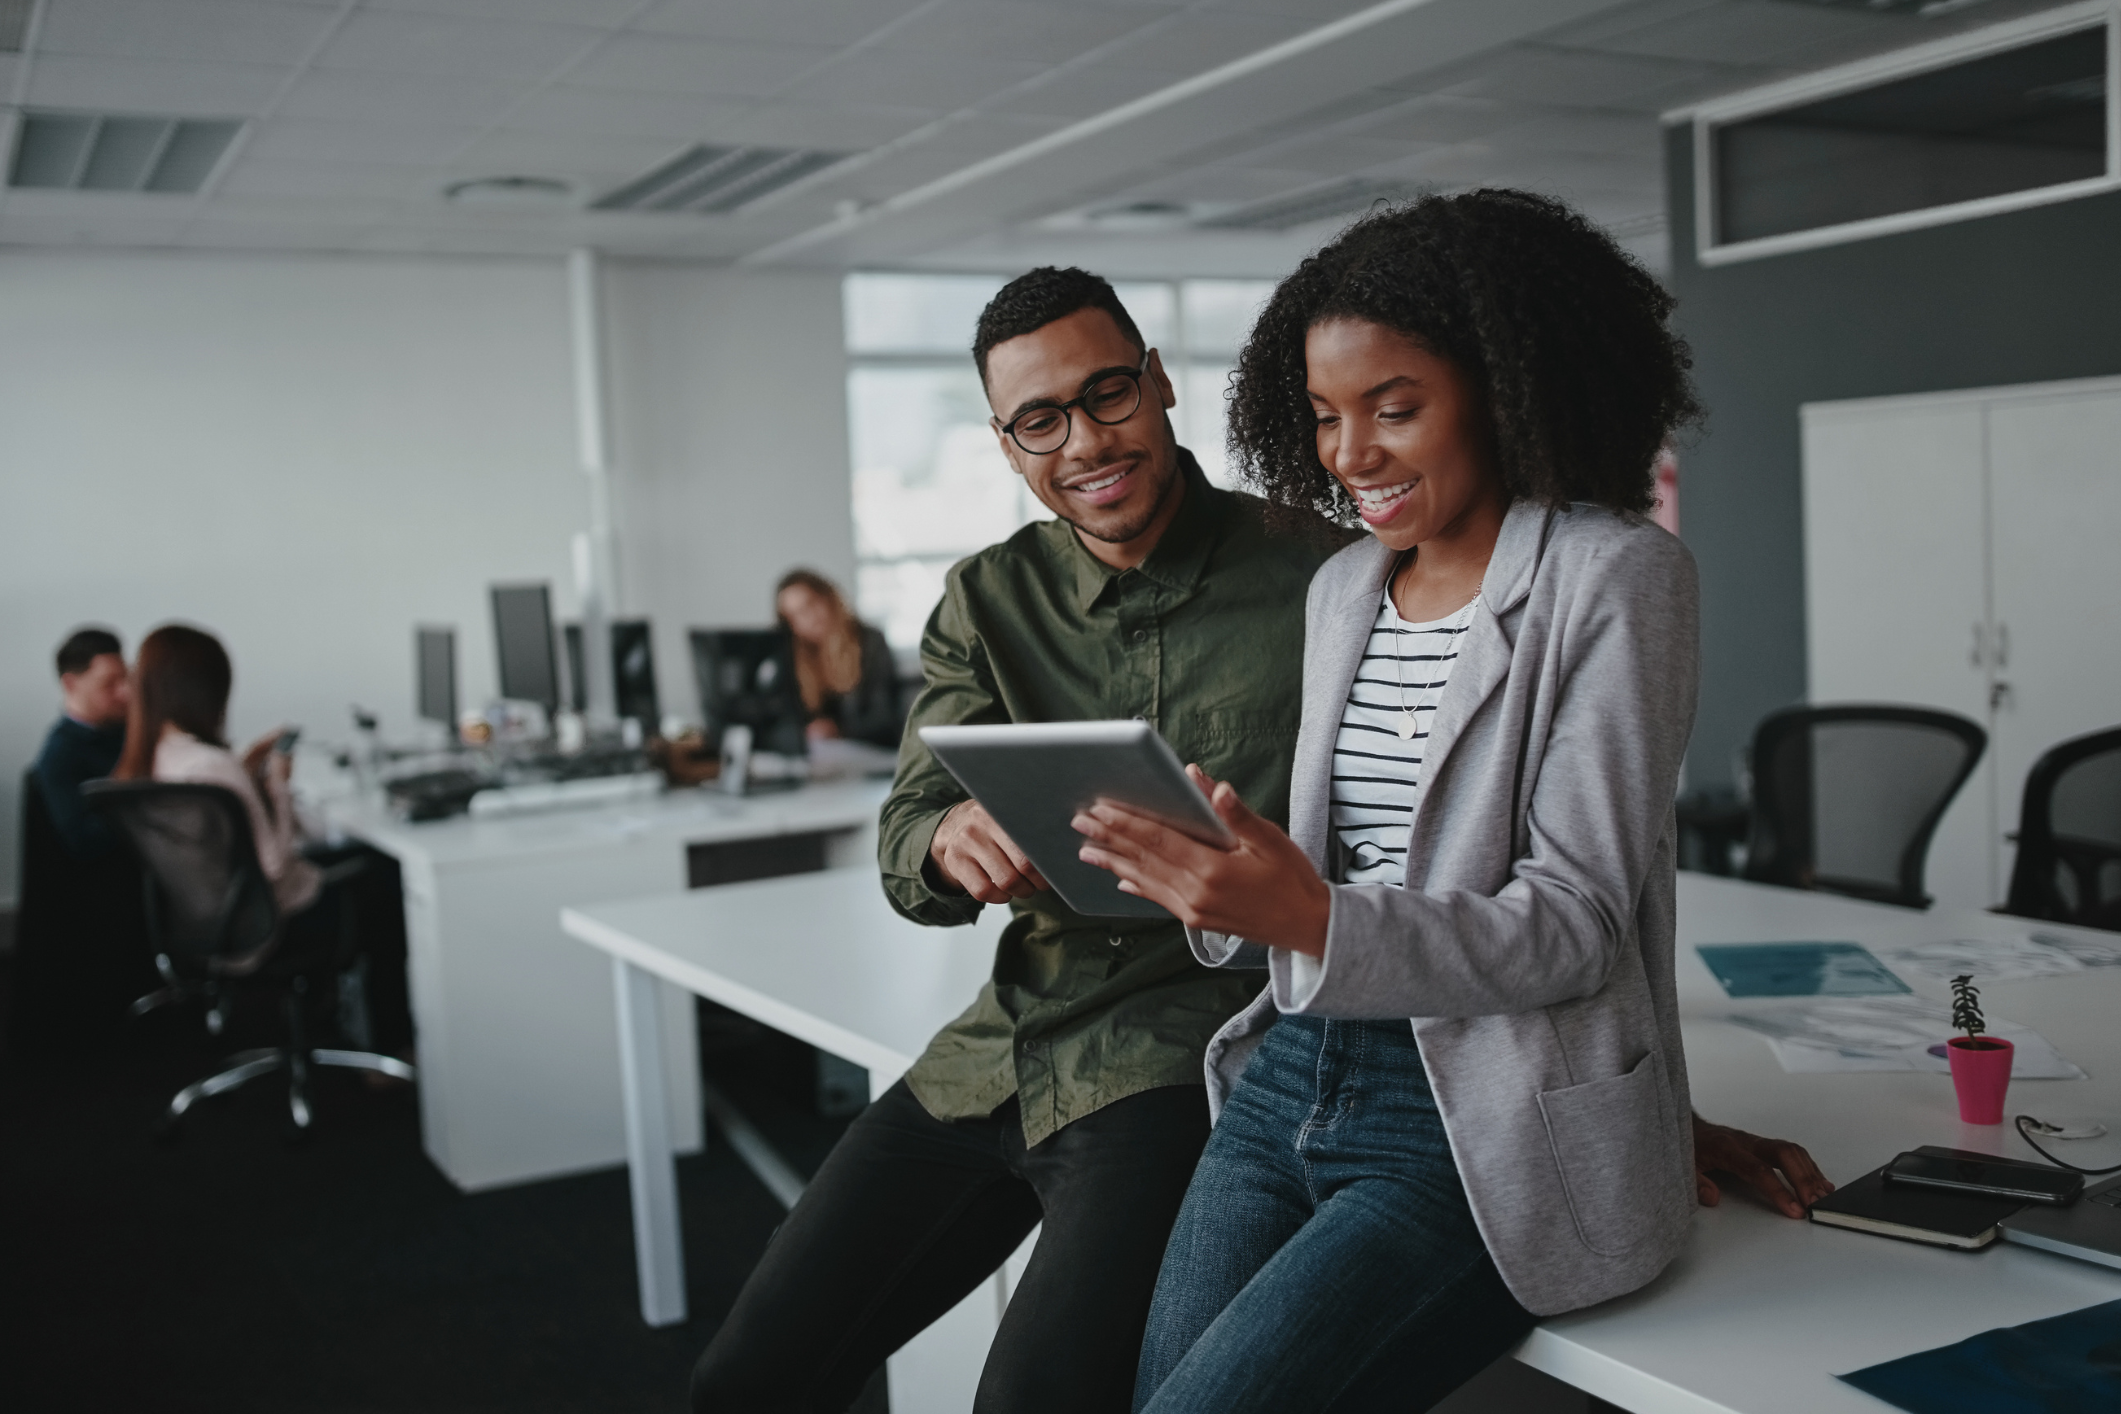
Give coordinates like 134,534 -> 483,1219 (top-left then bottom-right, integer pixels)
1743,705 -> 1987,909
2004,727 -> 2121,930
81,780 -> 280,976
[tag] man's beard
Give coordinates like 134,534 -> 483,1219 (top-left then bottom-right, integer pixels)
1057,452 -> 1181,546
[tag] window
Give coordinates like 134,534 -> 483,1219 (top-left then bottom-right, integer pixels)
1690,4 -> 2117,264
845,272 -> 1275,646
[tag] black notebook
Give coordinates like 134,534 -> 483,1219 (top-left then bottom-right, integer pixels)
1810,1164 -> 2030,1250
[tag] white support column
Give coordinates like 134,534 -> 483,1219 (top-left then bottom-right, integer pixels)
568,247 -> 621,730
612,954 -> 687,1326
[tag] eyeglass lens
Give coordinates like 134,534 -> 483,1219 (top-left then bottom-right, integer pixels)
1010,371 -> 1142,454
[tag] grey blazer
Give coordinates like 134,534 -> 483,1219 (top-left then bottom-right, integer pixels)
1192,498 -> 1700,1318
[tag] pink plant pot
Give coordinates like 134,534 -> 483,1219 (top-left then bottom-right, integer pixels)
1947,1036 -> 2014,1125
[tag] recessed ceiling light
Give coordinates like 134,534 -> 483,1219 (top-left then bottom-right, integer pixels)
444,176 -> 575,208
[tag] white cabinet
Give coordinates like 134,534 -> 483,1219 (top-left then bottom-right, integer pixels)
1802,375 -> 2121,912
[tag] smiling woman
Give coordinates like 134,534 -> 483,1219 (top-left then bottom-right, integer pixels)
1070,192 -> 1738,1414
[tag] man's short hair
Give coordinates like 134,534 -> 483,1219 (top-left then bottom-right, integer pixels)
56,627 -> 122,678
973,267 -> 1145,387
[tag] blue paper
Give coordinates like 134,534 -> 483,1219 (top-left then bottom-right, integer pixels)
1839,1297 -> 2121,1414
1696,941 -> 1910,998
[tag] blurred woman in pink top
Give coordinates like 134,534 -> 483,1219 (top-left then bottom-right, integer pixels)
114,624 -> 319,915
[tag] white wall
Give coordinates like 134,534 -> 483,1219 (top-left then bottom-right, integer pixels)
0,249 -> 852,905
604,261 -> 853,722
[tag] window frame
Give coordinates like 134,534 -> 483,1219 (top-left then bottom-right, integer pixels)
843,273 -> 1269,646
1672,0 -> 2120,268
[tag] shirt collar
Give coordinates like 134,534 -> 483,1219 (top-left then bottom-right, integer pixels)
1063,447 -> 1226,614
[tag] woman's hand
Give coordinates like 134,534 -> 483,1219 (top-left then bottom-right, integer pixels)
1074,765 -> 1330,956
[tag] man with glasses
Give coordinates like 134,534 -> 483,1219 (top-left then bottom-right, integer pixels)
692,266 -> 1318,1414
690,268 -> 1828,1413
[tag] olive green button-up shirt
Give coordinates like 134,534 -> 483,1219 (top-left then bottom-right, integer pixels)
878,453 -> 1337,1146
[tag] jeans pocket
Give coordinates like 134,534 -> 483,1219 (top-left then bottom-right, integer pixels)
1536,1051 -> 1677,1258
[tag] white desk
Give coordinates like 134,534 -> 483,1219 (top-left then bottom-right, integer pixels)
563,869 -> 1010,1414
322,778 -> 888,1191
1520,873 -> 2121,1412
566,869 -> 2121,1414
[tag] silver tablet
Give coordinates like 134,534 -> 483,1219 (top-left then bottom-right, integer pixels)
918,719 -> 1234,919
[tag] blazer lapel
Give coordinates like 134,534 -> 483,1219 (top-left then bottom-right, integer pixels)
1289,538 -> 1395,868
1400,501 -> 1555,876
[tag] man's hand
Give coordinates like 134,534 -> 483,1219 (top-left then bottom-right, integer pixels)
928,800 -> 1049,904
1074,765 -> 1330,955
1692,1114 -> 1834,1218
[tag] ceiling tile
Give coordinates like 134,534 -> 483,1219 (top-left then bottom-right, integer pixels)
777,49 -> 1048,109
1531,0 -> 1724,49
316,9 -> 606,82
637,0 -> 930,47
1250,134 -> 1438,179
503,85 -> 754,140
1346,94 -> 1524,146
215,158 -> 439,202
38,0 -> 337,67
1487,107 -> 1662,161
1413,42 -> 1742,113
1208,0 -> 1382,19
566,33 -> 838,97
872,0 -> 1148,64
275,69 -> 530,128
451,127 -> 688,178
243,117 -> 488,165
25,54 -> 289,113
917,110 -> 1069,154
984,61 -> 1184,119
365,0 -> 648,24
1103,11 -> 1311,73
806,144 -> 987,202
1567,0 -> 1897,66
717,102 -> 943,150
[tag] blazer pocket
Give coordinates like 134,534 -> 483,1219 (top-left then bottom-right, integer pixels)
1537,1051 -> 1678,1258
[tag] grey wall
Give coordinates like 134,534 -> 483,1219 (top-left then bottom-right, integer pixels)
1663,122 -> 2121,786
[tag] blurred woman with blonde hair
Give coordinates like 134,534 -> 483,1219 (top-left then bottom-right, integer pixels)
775,569 -> 906,750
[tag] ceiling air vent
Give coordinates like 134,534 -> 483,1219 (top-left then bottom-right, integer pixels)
1198,178 -> 1430,233
590,144 -> 848,214
9,111 -> 244,193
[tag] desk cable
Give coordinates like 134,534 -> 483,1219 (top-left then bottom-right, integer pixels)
2015,1114 -> 2121,1174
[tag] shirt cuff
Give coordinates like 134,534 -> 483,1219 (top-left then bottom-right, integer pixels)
1268,885 -> 1373,1015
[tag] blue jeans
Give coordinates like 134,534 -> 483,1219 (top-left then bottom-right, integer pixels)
1133,1016 -> 1536,1414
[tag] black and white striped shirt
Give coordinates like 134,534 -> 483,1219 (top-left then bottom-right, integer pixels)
1329,588 -> 1476,888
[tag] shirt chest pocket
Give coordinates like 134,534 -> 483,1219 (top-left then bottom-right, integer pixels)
1166,710 -> 1300,821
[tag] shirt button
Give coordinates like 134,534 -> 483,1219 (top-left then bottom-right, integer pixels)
1131,629 -> 1148,643
1108,934 -> 1125,948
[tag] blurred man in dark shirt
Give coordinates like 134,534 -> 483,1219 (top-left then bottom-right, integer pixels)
32,627 -> 130,860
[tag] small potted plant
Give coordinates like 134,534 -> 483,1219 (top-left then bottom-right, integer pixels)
1946,975 -> 2014,1125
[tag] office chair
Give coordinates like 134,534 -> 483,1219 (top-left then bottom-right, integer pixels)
1742,704 -> 1986,909
81,780 -> 413,1136
2002,727 -> 2121,931
6,771 -> 154,1057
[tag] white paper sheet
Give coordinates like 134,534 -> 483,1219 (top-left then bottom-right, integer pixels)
1726,996 -> 2085,1079
1880,931 -> 2121,985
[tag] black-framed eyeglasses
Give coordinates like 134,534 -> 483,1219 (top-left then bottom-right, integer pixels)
995,356 -> 1150,455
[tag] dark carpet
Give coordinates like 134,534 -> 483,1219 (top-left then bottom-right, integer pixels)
0,960 -> 867,1414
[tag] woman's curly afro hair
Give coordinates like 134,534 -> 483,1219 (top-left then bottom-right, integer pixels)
1228,188 -> 1700,528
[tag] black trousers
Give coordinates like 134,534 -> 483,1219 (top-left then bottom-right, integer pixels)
691,1081 -> 1213,1414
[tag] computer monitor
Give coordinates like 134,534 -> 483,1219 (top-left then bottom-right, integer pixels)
564,619 -> 660,726
689,627 -> 806,755
415,626 -> 457,726
490,583 -> 559,711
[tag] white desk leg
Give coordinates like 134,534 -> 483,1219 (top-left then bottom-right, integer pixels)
613,955 -> 688,1327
